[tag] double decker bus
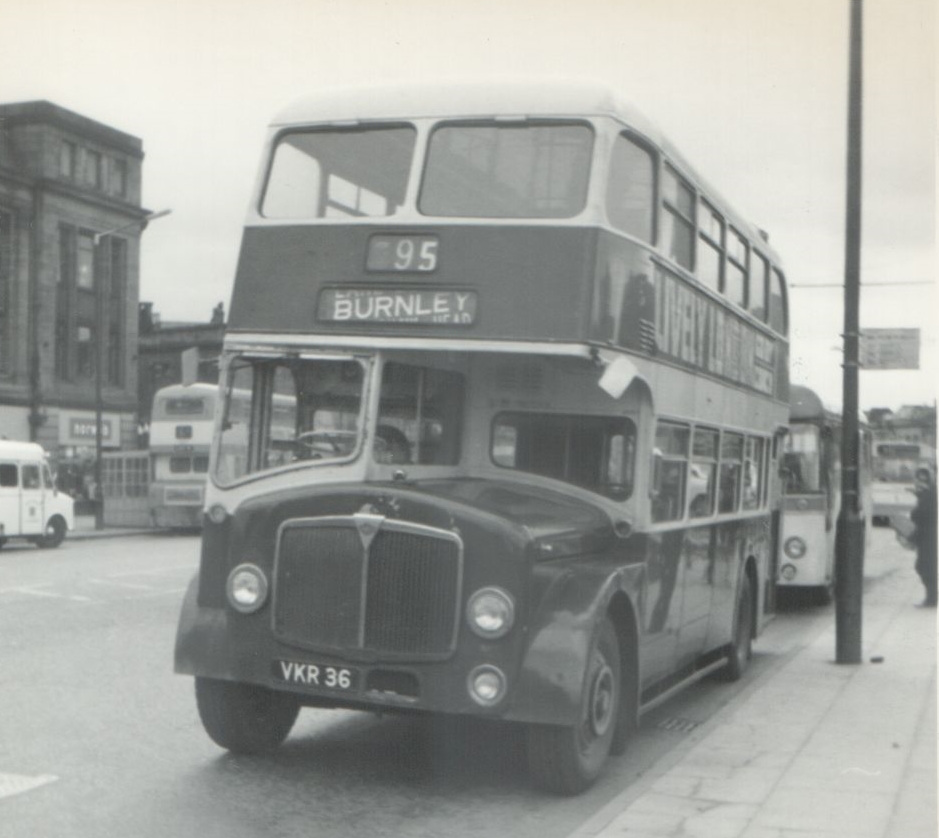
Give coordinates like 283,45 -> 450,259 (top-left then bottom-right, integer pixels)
871,439 -> 935,526
148,383 -> 217,528
174,82 -> 790,794
778,385 -> 871,603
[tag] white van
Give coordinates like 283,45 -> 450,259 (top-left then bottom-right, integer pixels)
0,441 -> 74,549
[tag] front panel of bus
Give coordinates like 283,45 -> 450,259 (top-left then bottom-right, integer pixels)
779,422 -> 838,589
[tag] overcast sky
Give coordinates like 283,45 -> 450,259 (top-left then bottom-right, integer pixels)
2,0 -> 935,411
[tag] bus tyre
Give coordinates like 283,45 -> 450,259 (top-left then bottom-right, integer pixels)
37,516 -> 66,549
814,583 -> 834,606
722,573 -> 753,682
195,677 -> 300,754
527,617 -> 620,795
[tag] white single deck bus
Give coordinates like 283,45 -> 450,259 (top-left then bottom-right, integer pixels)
174,82 -> 791,794
148,383 -> 217,528
778,385 -> 871,603
0,440 -> 74,548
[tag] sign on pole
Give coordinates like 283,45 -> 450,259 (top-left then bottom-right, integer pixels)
859,328 -> 920,370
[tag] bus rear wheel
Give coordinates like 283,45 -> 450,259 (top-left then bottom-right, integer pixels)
527,617 -> 620,795
195,677 -> 300,754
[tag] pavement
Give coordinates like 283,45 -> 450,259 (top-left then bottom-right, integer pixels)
571,559 -> 937,838
69,515 -> 163,539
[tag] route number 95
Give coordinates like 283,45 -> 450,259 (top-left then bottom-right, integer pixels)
367,235 -> 439,272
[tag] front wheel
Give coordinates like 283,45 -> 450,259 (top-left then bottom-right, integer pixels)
527,617 -> 621,795
195,677 -> 300,754
722,572 -> 753,682
37,516 -> 66,549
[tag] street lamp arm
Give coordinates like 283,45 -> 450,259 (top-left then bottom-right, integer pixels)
93,209 -> 172,245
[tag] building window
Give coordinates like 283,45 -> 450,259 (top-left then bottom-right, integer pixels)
77,324 -> 95,379
60,141 -> 76,178
56,225 -> 76,381
0,209 -> 11,374
77,233 -> 94,290
107,237 -> 126,385
109,158 -> 127,197
82,150 -> 102,189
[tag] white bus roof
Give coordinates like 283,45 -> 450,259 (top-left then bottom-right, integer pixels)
273,79 -> 652,129
0,440 -> 48,460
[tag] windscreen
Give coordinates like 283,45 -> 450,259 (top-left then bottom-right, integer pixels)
215,356 -> 365,484
782,424 -> 822,494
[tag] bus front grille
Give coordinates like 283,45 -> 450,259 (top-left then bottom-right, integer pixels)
273,516 -> 462,658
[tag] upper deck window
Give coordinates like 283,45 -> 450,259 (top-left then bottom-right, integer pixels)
261,126 -> 416,219
419,122 -> 593,218
606,134 -> 655,242
768,268 -> 788,335
661,165 -> 695,272
161,397 -> 207,417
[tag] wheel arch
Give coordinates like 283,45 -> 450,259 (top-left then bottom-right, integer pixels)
606,590 -> 640,735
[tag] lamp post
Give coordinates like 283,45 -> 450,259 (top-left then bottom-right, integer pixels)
92,208 -> 171,530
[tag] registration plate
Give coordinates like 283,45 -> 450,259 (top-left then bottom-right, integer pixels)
273,659 -> 358,692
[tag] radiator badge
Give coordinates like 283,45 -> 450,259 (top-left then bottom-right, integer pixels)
352,510 -> 385,550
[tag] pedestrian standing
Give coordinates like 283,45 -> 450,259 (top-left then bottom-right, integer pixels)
910,467 -> 937,607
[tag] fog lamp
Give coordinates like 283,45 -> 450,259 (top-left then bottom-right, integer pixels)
466,587 -> 515,639
780,563 -> 798,581
468,665 -> 507,707
784,537 -> 807,559
226,564 -> 268,613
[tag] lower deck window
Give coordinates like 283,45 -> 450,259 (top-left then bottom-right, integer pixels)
491,412 -> 636,500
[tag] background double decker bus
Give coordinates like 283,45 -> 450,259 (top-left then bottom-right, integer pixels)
174,81 -> 790,794
148,383 -> 216,528
779,385 -> 872,603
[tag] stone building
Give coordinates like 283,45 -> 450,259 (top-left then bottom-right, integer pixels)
0,100 -> 149,474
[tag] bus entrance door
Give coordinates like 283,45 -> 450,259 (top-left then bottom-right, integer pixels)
19,462 -> 44,537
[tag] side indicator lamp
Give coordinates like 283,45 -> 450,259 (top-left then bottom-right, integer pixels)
207,504 -> 229,525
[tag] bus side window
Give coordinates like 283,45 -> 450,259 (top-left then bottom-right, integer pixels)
651,423 -> 689,523
0,463 -> 17,487
719,432 -> 744,513
689,427 -> 719,518
742,437 -> 764,510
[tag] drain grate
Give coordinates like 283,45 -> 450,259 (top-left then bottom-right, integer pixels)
656,716 -> 700,733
